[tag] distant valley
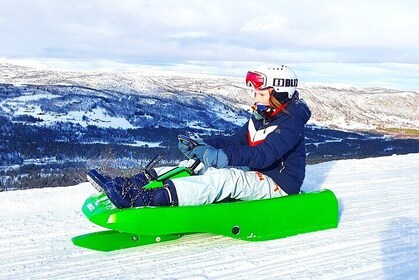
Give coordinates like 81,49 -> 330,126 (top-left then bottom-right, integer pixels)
0,63 -> 418,190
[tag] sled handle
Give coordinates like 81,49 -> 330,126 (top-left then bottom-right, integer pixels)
178,135 -> 202,172
178,134 -> 201,148
145,155 -> 164,170
142,155 -> 164,181
189,159 -> 201,172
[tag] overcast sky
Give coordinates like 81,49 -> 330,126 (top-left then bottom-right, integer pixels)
1,0 -> 419,90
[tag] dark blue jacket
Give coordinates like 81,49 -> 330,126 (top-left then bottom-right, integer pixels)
204,93 -> 311,194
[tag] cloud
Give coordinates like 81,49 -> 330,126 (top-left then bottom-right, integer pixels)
1,0 -> 418,62
0,0 -> 418,89
168,31 -> 208,39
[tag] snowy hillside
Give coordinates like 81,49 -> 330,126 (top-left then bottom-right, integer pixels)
1,62 -> 418,134
2,154 -> 418,279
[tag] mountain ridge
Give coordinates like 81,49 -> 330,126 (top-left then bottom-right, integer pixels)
1,62 -> 419,191
1,62 -> 417,136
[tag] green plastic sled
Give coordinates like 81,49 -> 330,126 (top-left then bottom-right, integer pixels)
73,189 -> 339,251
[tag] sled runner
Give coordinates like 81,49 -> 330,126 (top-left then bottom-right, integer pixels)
72,229 -> 183,252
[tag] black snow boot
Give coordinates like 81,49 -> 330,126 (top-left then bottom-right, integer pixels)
87,168 -> 156,193
87,169 -> 178,208
130,180 -> 179,207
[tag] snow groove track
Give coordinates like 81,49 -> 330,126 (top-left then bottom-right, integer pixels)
1,154 -> 418,279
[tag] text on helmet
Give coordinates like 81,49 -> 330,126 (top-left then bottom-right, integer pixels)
273,78 -> 298,88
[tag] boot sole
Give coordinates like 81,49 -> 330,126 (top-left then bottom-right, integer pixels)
86,170 -> 105,192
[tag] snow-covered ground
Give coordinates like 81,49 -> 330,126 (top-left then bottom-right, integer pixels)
2,154 -> 418,279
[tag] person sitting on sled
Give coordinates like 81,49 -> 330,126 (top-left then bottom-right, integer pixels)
87,65 -> 311,208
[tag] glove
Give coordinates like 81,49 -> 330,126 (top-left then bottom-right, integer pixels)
190,146 -> 229,168
178,134 -> 201,158
178,139 -> 194,158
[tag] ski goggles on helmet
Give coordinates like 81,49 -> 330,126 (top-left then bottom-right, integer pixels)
246,71 -> 268,90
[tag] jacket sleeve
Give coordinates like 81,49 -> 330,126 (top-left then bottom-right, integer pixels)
222,117 -> 303,169
203,121 -> 249,148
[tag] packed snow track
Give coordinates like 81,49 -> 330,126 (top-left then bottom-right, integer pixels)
2,154 -> 418,279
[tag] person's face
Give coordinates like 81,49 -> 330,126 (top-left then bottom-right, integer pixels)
253,88 -> 271,105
